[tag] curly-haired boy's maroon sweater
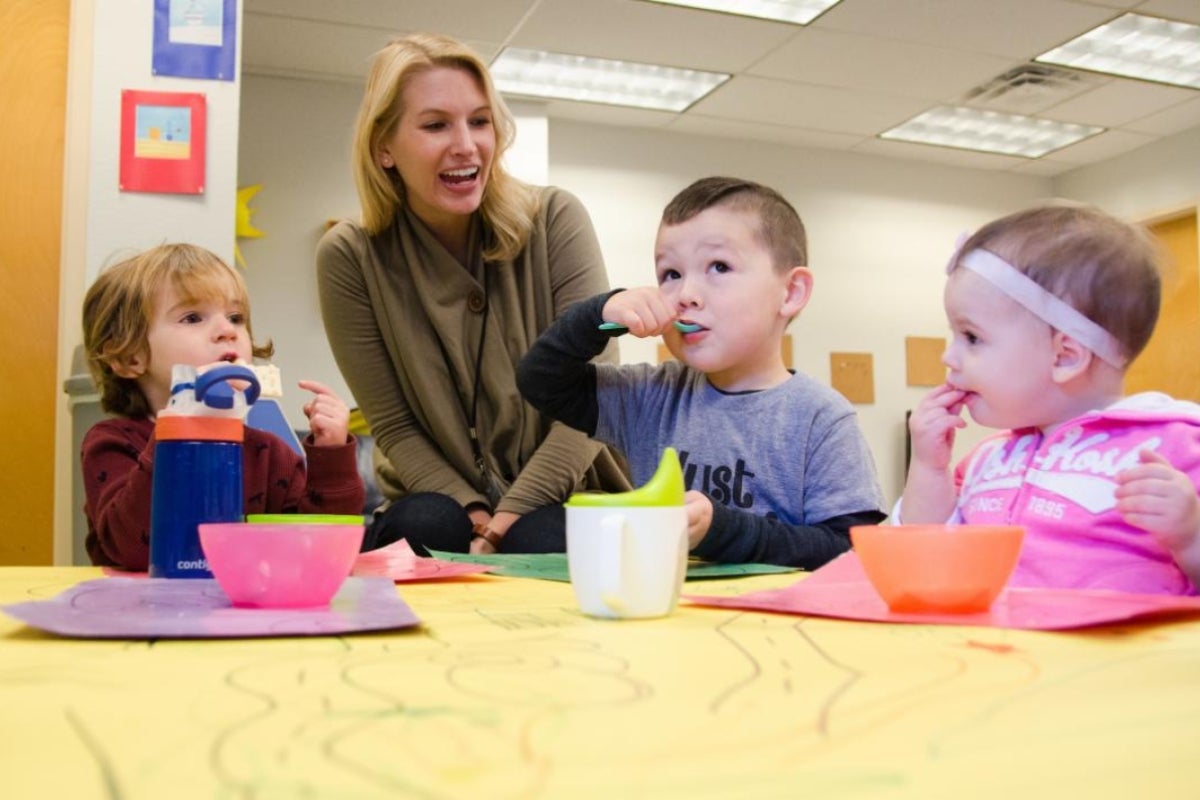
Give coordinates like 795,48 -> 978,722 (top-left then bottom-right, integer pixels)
82,416 -> 364,570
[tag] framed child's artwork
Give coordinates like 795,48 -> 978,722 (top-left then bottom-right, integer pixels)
152,0 -> 237,81
119,90 -> 206,195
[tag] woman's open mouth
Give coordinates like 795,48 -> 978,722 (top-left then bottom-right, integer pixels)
441,166 -> 479,185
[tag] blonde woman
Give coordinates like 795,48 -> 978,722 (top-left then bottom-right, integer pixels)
317,33 -> 629,556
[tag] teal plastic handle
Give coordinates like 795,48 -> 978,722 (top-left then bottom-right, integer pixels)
597,321 -> 703,334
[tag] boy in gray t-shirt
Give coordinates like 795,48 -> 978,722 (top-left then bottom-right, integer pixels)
518,176 -> 885,567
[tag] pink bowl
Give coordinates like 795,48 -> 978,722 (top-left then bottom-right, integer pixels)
198,522 -> 364,608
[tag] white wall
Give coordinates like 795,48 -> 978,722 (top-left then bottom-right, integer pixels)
550,120 -> 1053,501
237,75 -> 360,416
1053,125 -> 1200,221
236,74 -> 1200,507
239,74 -> 1062,503
236,76 -> 549,426
85,2 -> 242,280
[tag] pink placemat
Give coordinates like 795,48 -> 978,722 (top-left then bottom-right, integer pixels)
103,540 -> 493,583
352,539 -> 494,581
2,576 -> 420,639
684,552 -> 1200,630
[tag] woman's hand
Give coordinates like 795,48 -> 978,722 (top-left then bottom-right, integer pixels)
299,380 -> 350,447
468,510 -> 519,554
468,535 -> 497,555
601,287 -> 676,338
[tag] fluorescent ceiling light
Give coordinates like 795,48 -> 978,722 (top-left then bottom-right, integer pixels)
490,48 -> 729,112
1036,13 -> 1200,89
641,0 -> 842,25
880,106 -> 1103,158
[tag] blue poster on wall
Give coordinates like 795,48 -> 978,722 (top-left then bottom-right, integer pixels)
152,0 -> 237,81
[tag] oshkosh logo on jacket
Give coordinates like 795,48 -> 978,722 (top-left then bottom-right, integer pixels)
950,392 -> 1200,595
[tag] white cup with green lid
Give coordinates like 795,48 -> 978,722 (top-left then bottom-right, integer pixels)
565,448 -> 688,619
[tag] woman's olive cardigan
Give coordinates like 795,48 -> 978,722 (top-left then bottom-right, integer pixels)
316,186 -> 629,516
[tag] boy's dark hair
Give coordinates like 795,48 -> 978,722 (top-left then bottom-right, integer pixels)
955,202 -> 1162,364
661,176 -> 807,271
82,243 -> 273,418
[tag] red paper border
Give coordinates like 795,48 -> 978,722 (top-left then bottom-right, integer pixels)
119,90 -> 206,194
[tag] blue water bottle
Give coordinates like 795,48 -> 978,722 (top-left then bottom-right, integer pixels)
149,364 -> 260,578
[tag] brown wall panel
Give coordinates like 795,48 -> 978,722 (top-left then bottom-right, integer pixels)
0,0 -> 69,563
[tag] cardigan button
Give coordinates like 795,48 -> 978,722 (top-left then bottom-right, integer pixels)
467,290 -> 486,313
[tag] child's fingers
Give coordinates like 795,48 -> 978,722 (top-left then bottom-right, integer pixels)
1138,448 -> 1173,467
910,406 -> 965,439
1116,473 -> 1193,514
1117,451 -> 1185,489
304,402 -> 348,428
297,379 -> 334,396
626,299 -> 675,336
910,389 -> 963,424
929,383 -> 967,409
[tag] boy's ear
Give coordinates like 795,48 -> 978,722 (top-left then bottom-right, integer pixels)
780,266 -> 814,319
1050,331 -> 1094,383
107,351 -> 146,380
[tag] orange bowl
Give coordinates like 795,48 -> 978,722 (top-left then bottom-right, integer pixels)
850,525 -> 1024,613
199,522 -> 364,608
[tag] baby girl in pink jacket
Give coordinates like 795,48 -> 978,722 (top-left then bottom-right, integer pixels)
900,203 -> 1200,596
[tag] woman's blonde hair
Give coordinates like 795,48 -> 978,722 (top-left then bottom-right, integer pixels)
82,244 -> 273,418
351,32 -> 539,262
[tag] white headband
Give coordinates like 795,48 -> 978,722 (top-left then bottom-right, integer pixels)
949,247 -> 1127,368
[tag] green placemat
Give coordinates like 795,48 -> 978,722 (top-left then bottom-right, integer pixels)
427,550 -> 798,583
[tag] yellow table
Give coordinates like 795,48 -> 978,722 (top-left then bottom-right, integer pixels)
1,567 -> 1198,799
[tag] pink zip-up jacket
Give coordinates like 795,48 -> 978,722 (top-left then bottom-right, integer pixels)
943,393 -> 1200,595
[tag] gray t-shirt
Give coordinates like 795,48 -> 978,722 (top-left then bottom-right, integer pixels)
596,359 -> 883,527
516,292 -> 886,566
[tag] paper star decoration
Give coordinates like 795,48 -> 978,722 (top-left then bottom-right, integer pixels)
234,184 -> 265,268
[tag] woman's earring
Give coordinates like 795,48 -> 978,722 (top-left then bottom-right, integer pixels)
379,154 -> 393,168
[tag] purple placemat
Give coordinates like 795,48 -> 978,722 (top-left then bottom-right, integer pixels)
1,576 -> 420,639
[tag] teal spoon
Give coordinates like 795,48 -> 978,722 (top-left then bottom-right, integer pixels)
599,321 -> 703,334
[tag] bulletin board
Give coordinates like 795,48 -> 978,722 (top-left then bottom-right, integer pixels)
905,336 -> 945,386
830,352 -> 874,404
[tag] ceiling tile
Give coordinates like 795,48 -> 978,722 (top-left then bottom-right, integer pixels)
689,76 -> 928,135
1122,95 -> 1200,136
243,0 -> 535,44
1139,0 -> 1200,25
1010,158 -> 1081,177
1040,79 -> 1199,128
1070,0 -> 1148,8
1045,128 -> 1158,164
238,0 -> 1200,174
814,0 -> 1118,59
510,0 -> 798,73
536,99 -> 678,130
667,115 -> 867,150
851,137 -> 1033,170
242,15 -> 399,81
748,28 -> 1019,99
